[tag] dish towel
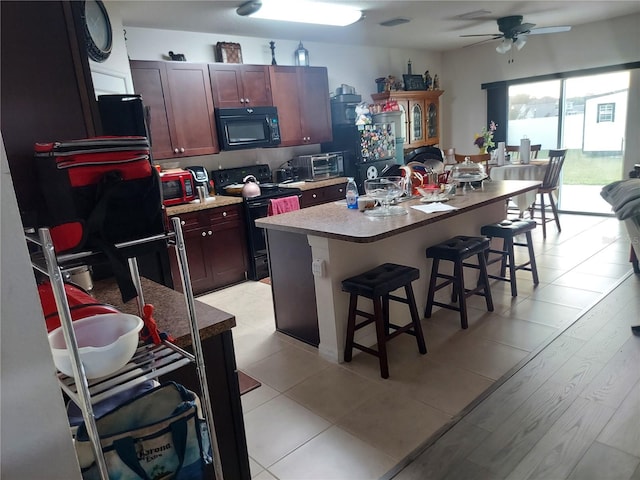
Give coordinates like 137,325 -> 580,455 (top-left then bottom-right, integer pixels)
268,195 -> 300,216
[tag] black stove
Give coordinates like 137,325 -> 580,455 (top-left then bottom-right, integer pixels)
211,164 -> 301,280
211,164 -> 299,201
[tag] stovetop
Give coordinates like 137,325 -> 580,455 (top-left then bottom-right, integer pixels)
211,164 -> 300,200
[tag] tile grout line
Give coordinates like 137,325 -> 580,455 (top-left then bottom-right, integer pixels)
379,269 -> 634,480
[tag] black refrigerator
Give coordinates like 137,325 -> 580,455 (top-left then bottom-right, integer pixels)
321,121 -> 399,194
96,94 -> 174,289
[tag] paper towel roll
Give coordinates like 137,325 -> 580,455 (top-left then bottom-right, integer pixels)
520,137 -> 531,164
497,142 -> 505,166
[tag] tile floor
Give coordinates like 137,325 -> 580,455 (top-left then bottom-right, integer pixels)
198,213 -> 634,480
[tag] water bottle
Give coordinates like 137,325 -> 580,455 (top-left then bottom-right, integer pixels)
346,177 -> 359,209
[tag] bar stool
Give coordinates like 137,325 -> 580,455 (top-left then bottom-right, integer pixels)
342,263 -> 427,379
480,219 -> 539,296
425,236 -> 493,329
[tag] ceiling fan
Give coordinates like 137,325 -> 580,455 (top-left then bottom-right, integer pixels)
461,15 -> 571,53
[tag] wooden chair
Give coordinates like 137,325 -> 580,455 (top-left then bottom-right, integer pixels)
454,153 -> 491,170
528,149 -> 568,238
506,144 -> 541,162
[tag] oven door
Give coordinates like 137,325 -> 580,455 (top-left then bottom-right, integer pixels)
244,198 -> 271,280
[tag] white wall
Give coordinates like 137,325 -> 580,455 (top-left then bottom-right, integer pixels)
1,135 -> 82,479
442,13 -> 640,155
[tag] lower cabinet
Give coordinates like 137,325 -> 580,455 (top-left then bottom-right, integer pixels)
300,182 -> 346,208
170,204 -> 248,295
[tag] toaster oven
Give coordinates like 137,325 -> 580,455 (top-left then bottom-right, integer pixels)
290,152 -> 344,181
160,169 -> 196,206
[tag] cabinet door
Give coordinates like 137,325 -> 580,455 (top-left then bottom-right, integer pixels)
408,99 -> 425,146
205,206 -> 248,289
164,62 -> 219,156
130,61 -> 175,159
209,65 -> 244,109
184,227 -> 217,294
240,65 -> 272,107
269,66 -> 303,147
426,100 -> 439,145
299,67 -> 332,144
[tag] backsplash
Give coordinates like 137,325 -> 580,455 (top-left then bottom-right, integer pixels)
156,144 -> 321,179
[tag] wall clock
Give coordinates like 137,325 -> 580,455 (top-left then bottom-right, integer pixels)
83,0 -> 112,62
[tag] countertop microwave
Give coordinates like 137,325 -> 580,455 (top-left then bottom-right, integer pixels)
160,169 -> 196,206
215,106 -> 281,151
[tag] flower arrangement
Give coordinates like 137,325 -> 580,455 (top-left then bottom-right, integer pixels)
473,120 -> 497,153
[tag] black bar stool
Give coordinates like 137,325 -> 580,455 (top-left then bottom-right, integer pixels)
342,263 -> 427,379
480,219 -> 539,297
425,236 -> 493,329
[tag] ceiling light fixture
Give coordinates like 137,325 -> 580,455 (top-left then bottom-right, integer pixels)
495,38 -> 511,54
379,17 -> 410,27
514,35 -> 527,50
236,1 -> 262,16
237,0 -> 363,27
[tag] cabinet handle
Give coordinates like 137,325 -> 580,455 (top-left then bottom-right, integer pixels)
222,211 -> 227,217
208,230 -> 213,236
240,98 -> 245,104
174,148 -> 179,154
181,220 -> 185,226
201,231 -> 207,237
312,193 -> 317,198
339,188 -> 343,193
179,147 -> 185,153
245,98 -> 250,104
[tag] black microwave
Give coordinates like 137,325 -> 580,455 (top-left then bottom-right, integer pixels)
215,106 -> 281,151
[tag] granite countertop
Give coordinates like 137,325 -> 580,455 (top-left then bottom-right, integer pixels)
164,178 -> 347,216
255,180 -> 541,243
280,177 -> 348,191
91,277 -> 235,349
165,195 -> 243,216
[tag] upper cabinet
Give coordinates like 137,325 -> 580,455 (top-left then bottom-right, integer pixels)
269,66 -> 332,147
130,60 -> 219,159
208,64 -> 272,108
371,90 -> 443,150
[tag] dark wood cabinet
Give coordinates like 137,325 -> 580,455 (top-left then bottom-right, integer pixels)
269,66 -> 332,147
209,64 -> 272,108
170,204 -> 248,295
300,182 -> 346,208
371,90 -> 444,150
130,60 -> 219,159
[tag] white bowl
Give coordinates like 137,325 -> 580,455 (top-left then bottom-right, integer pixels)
48,313 -> 143,379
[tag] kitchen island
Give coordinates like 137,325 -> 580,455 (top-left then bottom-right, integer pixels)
256,180 -> 541,362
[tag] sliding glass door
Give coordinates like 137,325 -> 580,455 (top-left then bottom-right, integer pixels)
507,71 -> 629,214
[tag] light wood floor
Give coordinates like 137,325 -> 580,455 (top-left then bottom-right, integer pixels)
389,271 -> 640,480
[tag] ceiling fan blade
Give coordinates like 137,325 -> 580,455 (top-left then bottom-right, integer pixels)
463,37 -> 502,48
460,33 -> 503,38
510,22 -> 536,35
528,25 -> 572,35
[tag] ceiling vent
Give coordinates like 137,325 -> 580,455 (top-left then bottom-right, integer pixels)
379,17 -> 410,27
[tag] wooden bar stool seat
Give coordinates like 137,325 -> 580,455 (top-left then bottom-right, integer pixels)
425,236 -> 493,329
342,263 -> 427,379
480,219 -> 539,297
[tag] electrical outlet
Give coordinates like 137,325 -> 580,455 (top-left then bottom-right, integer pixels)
312,259 -> 325,277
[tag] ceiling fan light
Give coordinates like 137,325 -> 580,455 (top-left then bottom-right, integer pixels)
236,1 -> 262,16
514,36 -> 527,50
248,0 -> 363,27
496,39 -> 511,54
